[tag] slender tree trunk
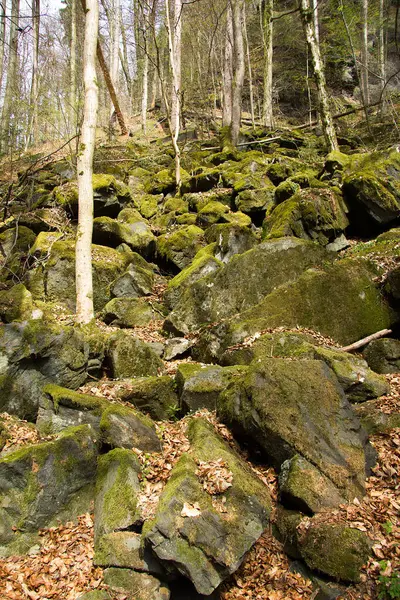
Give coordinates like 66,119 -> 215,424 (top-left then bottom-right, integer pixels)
120,12 -> 132,95
311,0 -> 319,45
378,0 -> 386,109
165,0 -> 181,191
1,0 -> 20,154
243,4 -> 255,128
222,1 -> 233,128
170,0 -> 182,135
261,0 -> 273,127
70,0 -> 77,133
140,1 -> 149,133
76,0 -> 99,324
230,0 -> 245,147
360,0 -> 369,108
299,0 -> 338,152
110,0 -> 120,99
0,1 -> 6,97
30,0 -> 40,146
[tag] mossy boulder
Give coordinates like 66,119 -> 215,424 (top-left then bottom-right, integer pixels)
102,297 -> 162,328
175,363 -> 247,413
108,376 -> 179,421
99,403 -> 161,452
298,521 -> 371,582
95,531 -> 166,574
278,455 -> 345,514
0,425 -> 97,544
165,238 -> 331,335
235,186 -> 275,216
0,321 -> 89,420
110,253 -> 155,299
164,244 -> 222,309
92,217 -> 156,258
363,338 -> 400,373
196,201 -> 230,227
274,179 -> 301,203
217,358 -> 372,500
163,197 -> 189,214
195,258 -> 394,361
0,284 -> 34,322
106,331 -> 164,378
183,189 -> 233,212
156,225 -> 205,272
263,187 -> 349,246
354,399 -> 400,435
144,418 -> 271,595
0,226 -> 36,282
205,223 -> 258,263
341,150 -> 400,234
94,448 -> 141,543
103,568 -> 170,600
131,193 -> 163,219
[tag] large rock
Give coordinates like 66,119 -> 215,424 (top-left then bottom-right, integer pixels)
204,223 -> 258,263
195,258 -> 393,361
0,284 -> 34,323
103,568 -> 170,600
144,418 -> 271,595
354,400 -> 400,435
102,297 -> 162,328
165,238 -> 331,335
110,253 -> 155,299
0,321 -> 89,420
26,239 -> 132,311
92,217 -> 156,258
156,225 -> 205,272
0,425 -> 97,544
363,338 -> 400,373
99,403 -> 161,452
0,226 -> 36,283
217,358 -> 373,500
106,331 -> 164,378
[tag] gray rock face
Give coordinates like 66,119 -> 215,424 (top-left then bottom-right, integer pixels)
100,404 -> 162,452
106,331 -> 164,378
163,338 -> 194,360
218,358 -> 373,500
110,255 -> 155,299
102,297 -> 161,328
363,338 -> 400,373
0,321 -> 89,421
205,223 -> 258,264
0,425 -> 97,543
103,568 -> 170,600
165,237 -> 331,335
144,418 -> 271,595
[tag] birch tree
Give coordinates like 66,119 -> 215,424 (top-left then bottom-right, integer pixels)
261,0 -> 273,127
222,1 -> 233,128
70,0 -> 77,133
360,0 -> 369,108
299,0 -> 338,152
230,0 -> 245,147
75,0 -> 99,324
1,0 -> 20,154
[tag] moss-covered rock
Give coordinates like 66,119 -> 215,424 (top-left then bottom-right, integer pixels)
99,403 -> 161,451
110,253 -> 155,299
363,338 -> 400,373
298,521 -> 371,582
205,223 -> 258,263
0,284 -> 34,322
235,186 -> 275,216
217,358 -> 372,500
196,201 -> 230,227
163,197 -> 189,214
94,448 -> 141,543
111,376 -> 179,421
101,297 -> 163,328
195,257 -> 394,361
144,418 -> 271,595
279,455 -> 345,514
0,425 -> 97,543
0,226 -> 36,282
354,399 -> 400,434
156,225 -> 205,272
263,187 -> 349,246
165,238 -> 331,335
103,568 -> 170,600
274,179 -> 301,204
95,531 -> 166,573
29,231 -> 64,256
92,216 -> 156,258
133,193 -> 163,219
106,331 -> 164,378
182,189 -> 233,212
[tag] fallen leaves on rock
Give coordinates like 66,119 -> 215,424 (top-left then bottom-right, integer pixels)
196,458 -> 233,495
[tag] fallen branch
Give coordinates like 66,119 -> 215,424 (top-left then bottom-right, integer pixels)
339,329 -> 392,353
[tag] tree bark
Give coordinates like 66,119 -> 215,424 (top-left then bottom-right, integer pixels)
261,0 -> 273,128
76,0 -> 99,324
230,0 -> 245,147
0,1 -> 6,94
70,0 -> 77,134
110,0 -> 120,99
243,4 -> 255,128
29,0 -> 40,147
1,0 -> 20,154
165,0 -> 182,190
170,0 -> 182,136
299,0 -> 338,152
222,1 -> 233,129
360,0 -> 369,108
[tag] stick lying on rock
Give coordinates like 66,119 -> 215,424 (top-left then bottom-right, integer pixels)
339,329 -> 392,353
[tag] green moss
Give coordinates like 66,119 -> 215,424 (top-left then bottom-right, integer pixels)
100,403 -> 156,437
164,197 -> 189,214
0,284 -> 33,322
156,225 -> 205,270
167,244 -> 220,291
29,231 -> 64,256
43,384 -> 104,413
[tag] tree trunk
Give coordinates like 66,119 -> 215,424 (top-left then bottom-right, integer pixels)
0,1 -> 7,101
261,0 -> 273,128
170,0 -> 182,136
110,0 -> 120,98
360,0 -> 369,108
1,0 -> 20,154
165,0 -> 181,191
230,0 -> 245,147
70,0 -> 77,134
243,3 -> 255,128
299,0 -> 338,152
378,0 -> 386,109
140,1 -> 150,133
222,1 -> 233,128
29,0 -> 40,147
76,0 -> 99,324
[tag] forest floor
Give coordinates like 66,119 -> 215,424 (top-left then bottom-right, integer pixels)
0,371 -> 398,600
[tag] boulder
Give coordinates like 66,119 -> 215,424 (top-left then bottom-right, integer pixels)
94,449 -> 141,543
363,338 -> 400,373
106,332 -> 164,378
95,531 -> 165,574
163,338 -> 194,361
354,400 -> 400,435
235,186 -> 275,216
99,403 -> 161,452
0,284 -> 34,322
217,358 -> 373,500
0,226 -> 36,282
144,418 -> 271,595
103,568 -> 170,600
164,238 -> 331,335
92,217 -> 156,258
195,258 -> 393,361
0,425 -> 97,543
183,189 -> 233,212
134,193 -> 163,219
196,201 -> 229,227
263,188 -> 349,246
156,225 -> 205,272
110,253 -> 155,299
204,223 -> 258,263
0,321 -> 89,421
102,297 -> 162,328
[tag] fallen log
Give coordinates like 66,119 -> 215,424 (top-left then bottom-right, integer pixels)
339,329 -> 392,353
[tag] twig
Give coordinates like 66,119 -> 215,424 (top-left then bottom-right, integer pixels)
339,329 -> 392,353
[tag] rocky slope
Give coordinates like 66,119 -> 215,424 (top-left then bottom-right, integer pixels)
0,129 -> 399,599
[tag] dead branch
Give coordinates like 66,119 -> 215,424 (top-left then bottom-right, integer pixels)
339,329 -> 392,353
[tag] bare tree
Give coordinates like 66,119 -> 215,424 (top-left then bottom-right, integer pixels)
1,0 -> 20,154
360,0 -> 369,108
70,0 -> 77,133
230,0 -> 245,146
222,1 -> 233,129
261,0 -> 273,127
76,0 -> 99,324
